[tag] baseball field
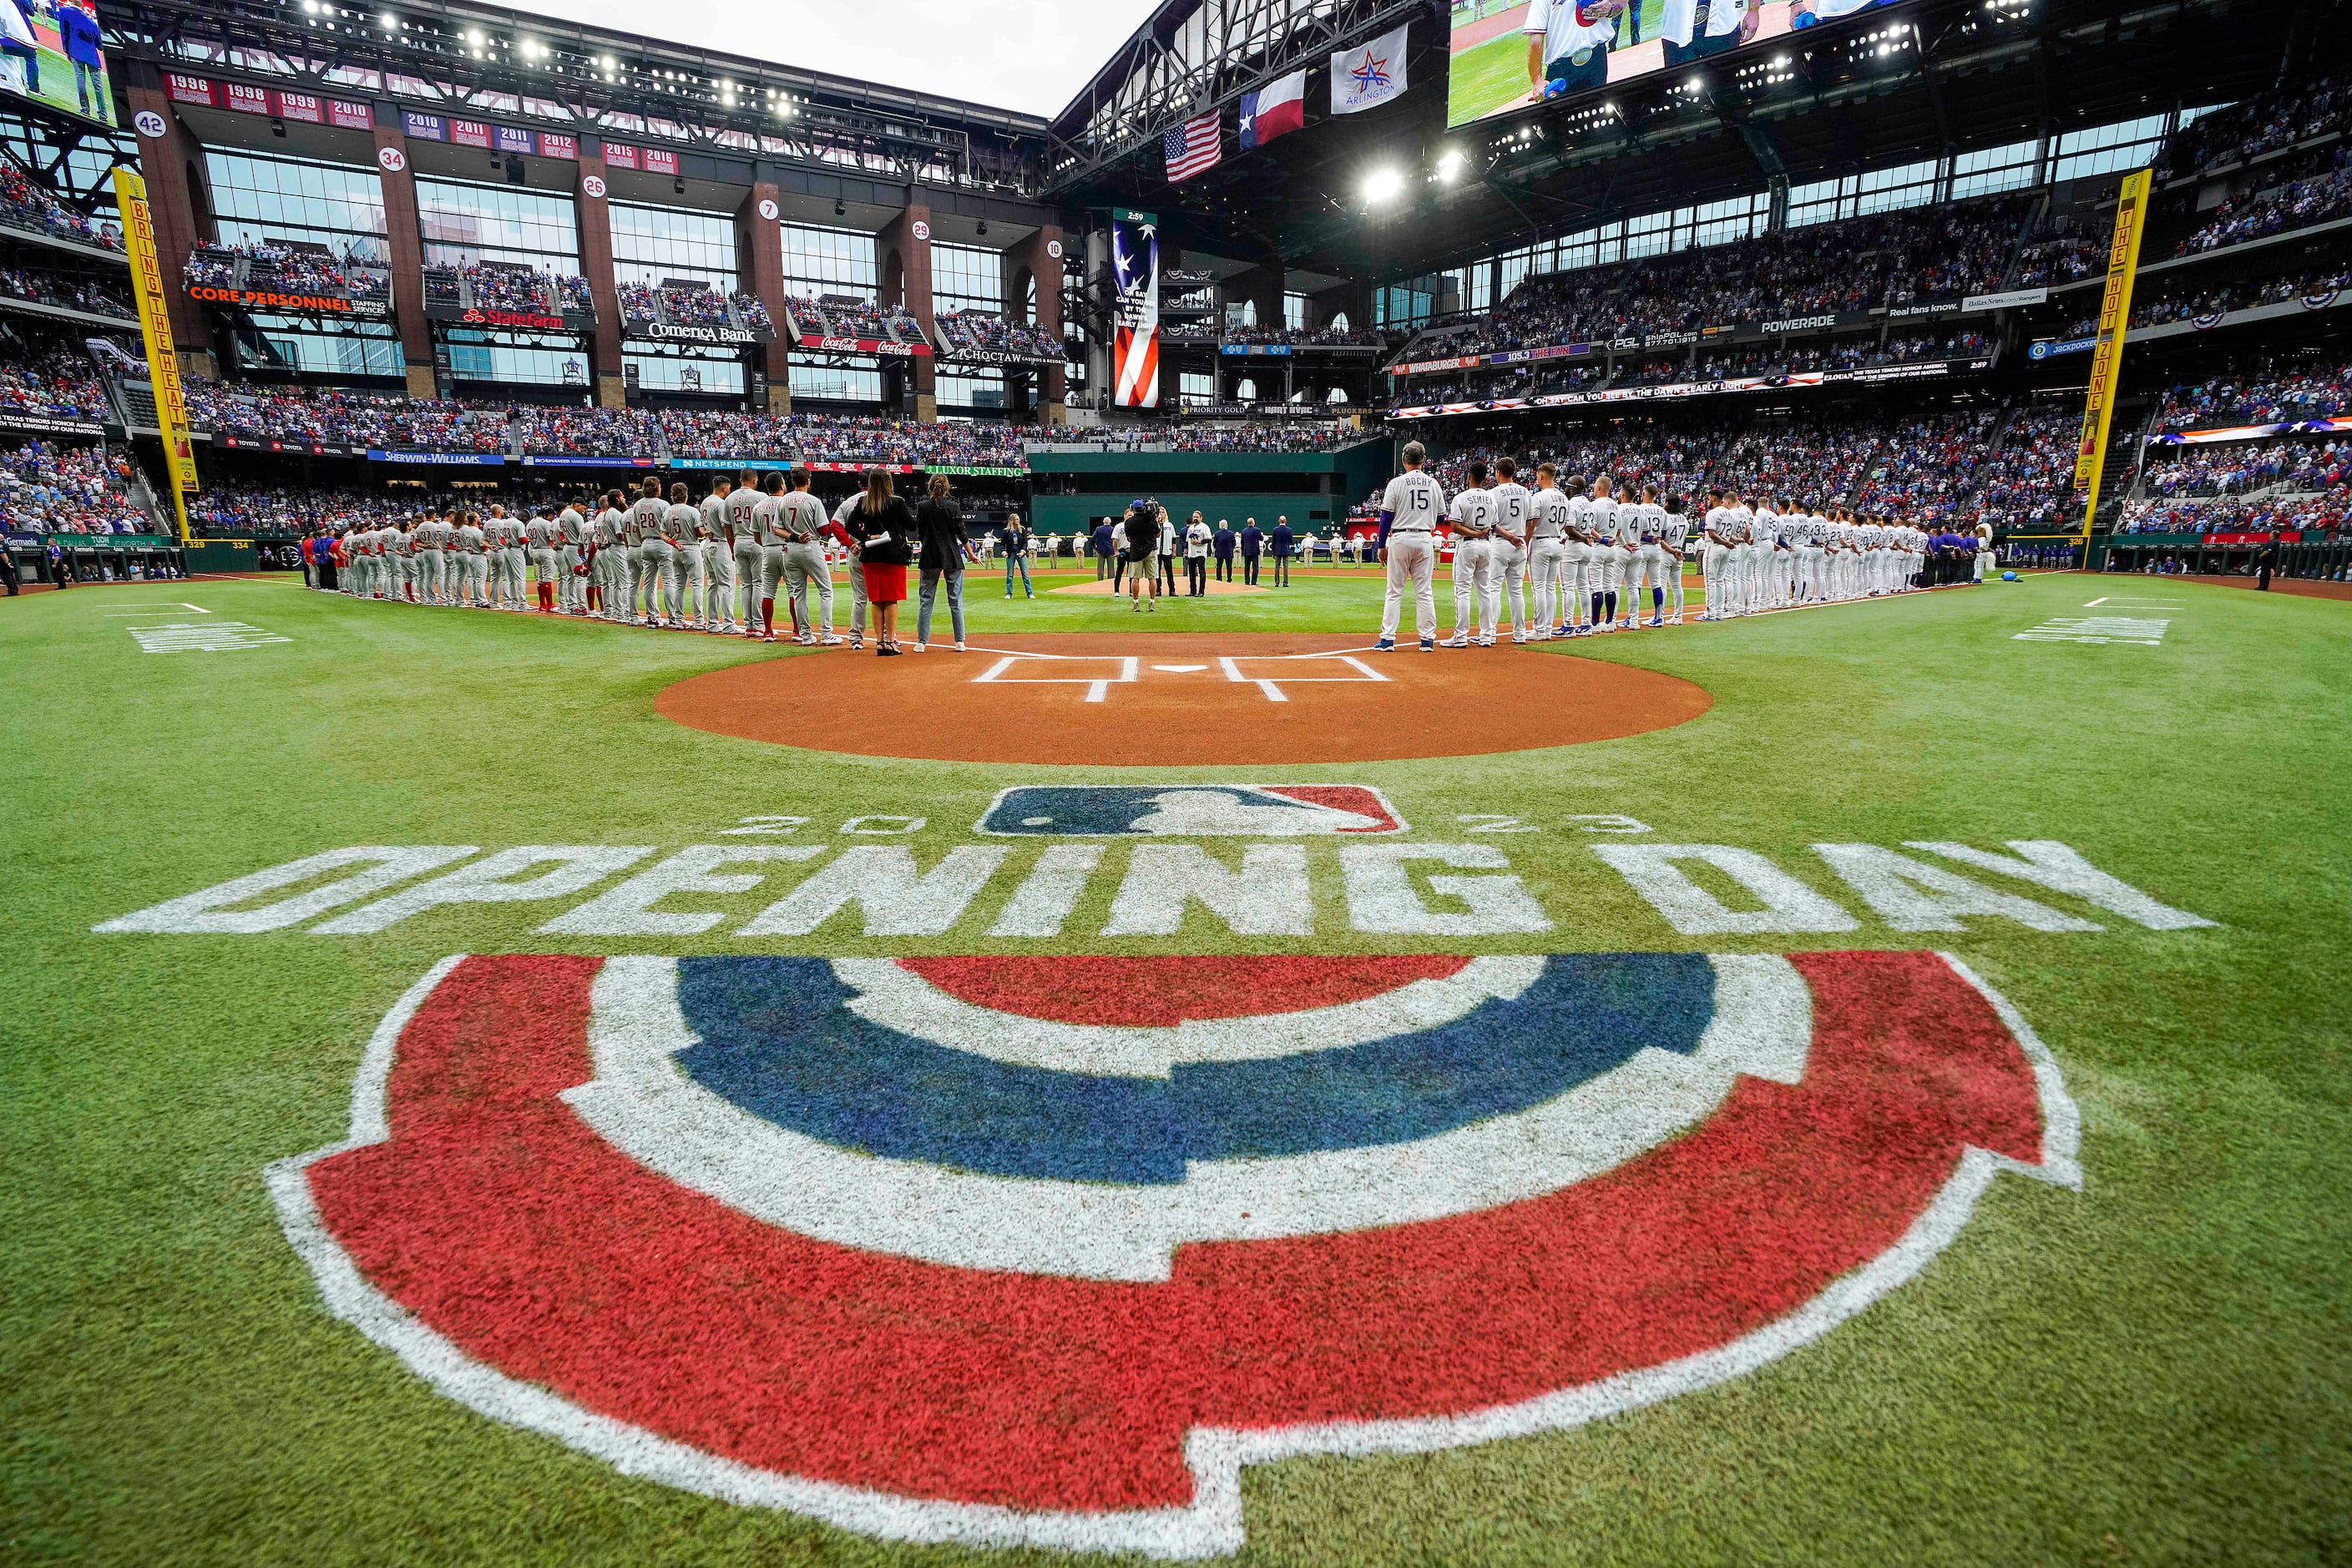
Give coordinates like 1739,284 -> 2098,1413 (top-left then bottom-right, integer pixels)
4,564 -> 2347,1564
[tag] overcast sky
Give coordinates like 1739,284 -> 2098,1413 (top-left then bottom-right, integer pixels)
520,0 -> 1163,119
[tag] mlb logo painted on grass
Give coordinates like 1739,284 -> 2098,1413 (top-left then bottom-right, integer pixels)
978,784 -> 1404,837
271,948 -> 2077,1556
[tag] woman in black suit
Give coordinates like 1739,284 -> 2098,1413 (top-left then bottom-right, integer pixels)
846,466 -> 918,655
913,473 -> 975,651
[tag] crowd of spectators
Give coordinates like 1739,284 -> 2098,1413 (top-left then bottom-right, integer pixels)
1388,195 -> 2038,371
934,310 -> 1065,360
0,352 -> 112,422
2153,356 -> 2352,427
1408,402 -> 2067,528
1222,324 -> 1386,348
0,163 -> 118,250
1968,405 -> 2081,529
2173,155 -> 2352,255
514,406 -> 657,458
783,294 -> 926,346
0,439 -> 150,534
1389,327 -> 1992,408
1041,422 -> 1371,455
462,263 -> 578,314
180,381 -> 511,453
2125,264 -> 2352,327
2141,437 -> 2349,498
0,265 -> 132,320
2116,493 -> 2348,534
2155,72 -> 2350,184
184,242 -> 382,299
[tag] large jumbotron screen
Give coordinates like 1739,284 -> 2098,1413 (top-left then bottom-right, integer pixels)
0,0 -> 113,126
1447,0 -> 1900,128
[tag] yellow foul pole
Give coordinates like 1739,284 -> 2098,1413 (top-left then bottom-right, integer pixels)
110,166 -> 200,545
2071,166 -> 2151,564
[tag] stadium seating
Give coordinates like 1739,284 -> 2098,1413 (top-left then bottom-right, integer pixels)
933,310 -> 1065,360
1387,194 -> 2040,372
0,439 -> 153,534
2153,355 -> 2352,427
2154,71 -> 2351,184
0,265 -> 135,321
0,355 -> 114,421
0,164 -> 119,250
2173,155 -> 2352,255
513,407 -> 659,458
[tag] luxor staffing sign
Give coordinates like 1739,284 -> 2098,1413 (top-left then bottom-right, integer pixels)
112,166 -> 200,543
2072,168 -> 2151,543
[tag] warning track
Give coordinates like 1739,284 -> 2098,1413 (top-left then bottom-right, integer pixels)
656,633 -> 1710,765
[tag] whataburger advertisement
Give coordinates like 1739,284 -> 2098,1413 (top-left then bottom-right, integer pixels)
1447,0 -> 1904,128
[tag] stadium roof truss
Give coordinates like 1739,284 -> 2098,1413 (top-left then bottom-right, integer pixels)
95,0 -> 1051,197
1045,0 -> 1427,196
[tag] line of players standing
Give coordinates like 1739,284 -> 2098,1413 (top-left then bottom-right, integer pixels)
325,471 -> 891,647
1369,440 -> 1945,651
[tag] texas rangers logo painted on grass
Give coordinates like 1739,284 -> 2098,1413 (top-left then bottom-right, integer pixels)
978,783 -> 1404,837
269,949 -> 2078,1557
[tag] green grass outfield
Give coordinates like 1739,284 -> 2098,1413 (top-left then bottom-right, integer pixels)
3,568 -> 2349,1564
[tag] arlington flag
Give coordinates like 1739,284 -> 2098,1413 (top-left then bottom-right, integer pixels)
1332,23 -> 1408,114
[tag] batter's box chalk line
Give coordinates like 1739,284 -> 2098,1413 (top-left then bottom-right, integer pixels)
968,645 -> 1388,705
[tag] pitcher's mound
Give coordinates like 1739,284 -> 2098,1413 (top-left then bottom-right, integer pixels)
658,634 -> 1709,766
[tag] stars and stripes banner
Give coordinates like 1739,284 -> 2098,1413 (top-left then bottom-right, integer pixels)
1110,209 -> 1160,409
1164,111 -> 1222,182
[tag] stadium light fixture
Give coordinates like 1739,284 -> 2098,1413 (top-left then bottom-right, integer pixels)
1362,167 -> 1404,205
1434,148 -> 1466,182
377,12 -> 393,28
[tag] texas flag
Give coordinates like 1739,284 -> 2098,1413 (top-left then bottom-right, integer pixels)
1238,70 -> 1307,151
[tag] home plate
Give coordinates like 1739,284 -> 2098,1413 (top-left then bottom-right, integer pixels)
1153,664 -> 1208,672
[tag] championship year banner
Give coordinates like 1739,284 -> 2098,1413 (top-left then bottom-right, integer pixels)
111,167 -> 197,542
2074,167 -> 2150,536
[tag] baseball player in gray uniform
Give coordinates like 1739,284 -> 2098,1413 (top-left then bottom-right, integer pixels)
831,487 -> 868,648
626,479 -> 667,626
659,483 -> 698,626
410,513 -> 438,605
726,469 -> 764,637
453,511 -> 488,607
557,498 -> 587,615
1444,461 -> 1495,648
696,478 -> 734,633
1485,456 -> 1532,643
524,508 -> 559,613
773,468 -> 839,646
1373,440 -> 1443,652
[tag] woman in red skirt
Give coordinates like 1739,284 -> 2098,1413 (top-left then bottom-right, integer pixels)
846,466 -> 918,655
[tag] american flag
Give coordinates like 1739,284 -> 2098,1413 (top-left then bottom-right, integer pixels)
1164,111 -> 1222,182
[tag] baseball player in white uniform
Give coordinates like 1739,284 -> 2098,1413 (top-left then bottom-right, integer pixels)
556,498 -> 587,615
1485,457 -> 1532,643
1373,440 -> 1443,652
1586,475 -> 1626,632
1526,462 -> 1570,640
1658,494 -> 1690,624
1556,479 -> 1592,636
1699,488 -> 1736,620
1444,461 -> 1495,647
1631,485 -> 1669,627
